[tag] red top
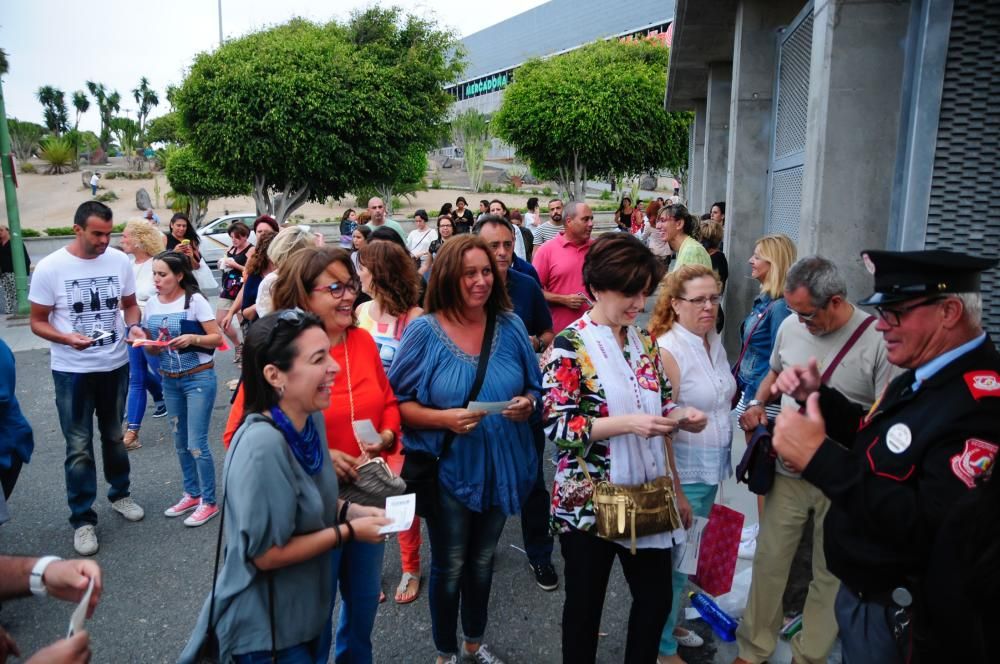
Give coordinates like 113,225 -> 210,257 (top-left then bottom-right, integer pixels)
223,327 -> 401,459
531,233 -> 594,333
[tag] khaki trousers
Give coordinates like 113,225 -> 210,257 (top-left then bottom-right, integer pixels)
736,473 -> 840,664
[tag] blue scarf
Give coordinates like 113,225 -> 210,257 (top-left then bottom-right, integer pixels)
269,407 -> 323,475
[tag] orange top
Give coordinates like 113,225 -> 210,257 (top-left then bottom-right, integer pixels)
223,327 -> 401,459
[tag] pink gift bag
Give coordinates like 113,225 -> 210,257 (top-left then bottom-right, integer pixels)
691,503 -> 744,596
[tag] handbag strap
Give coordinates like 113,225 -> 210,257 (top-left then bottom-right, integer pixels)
820,314 -> 876,384
439,312 -> 496,460
732,301 -> 775,380
576,437 -> 672,485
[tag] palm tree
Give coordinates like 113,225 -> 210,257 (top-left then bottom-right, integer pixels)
86,81 -> 121,152
132,77 -> 159,141
71,90 -> 90,131
36,85 -> 69,136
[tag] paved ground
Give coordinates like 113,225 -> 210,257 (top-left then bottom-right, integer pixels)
0,300 -> 834,663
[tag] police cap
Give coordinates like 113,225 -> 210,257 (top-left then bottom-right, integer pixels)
858,249 -> 998,306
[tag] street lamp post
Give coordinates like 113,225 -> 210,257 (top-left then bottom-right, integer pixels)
0,52 -> 30,316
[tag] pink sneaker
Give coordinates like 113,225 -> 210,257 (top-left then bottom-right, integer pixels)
184,502 -> 220,527
164,493 -> 200,518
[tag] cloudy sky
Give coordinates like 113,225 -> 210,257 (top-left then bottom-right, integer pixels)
1,0 -> 546,133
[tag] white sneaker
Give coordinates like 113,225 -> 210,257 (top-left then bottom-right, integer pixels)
741,522 -> 759,542
111,496 -> 145,522
674,627 -> 705,647
74,525 -> 99,556
738,537 -> 757,560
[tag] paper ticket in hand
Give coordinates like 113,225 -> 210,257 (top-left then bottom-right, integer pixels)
467,400 -> 514,415
67,576 -> 96,638
352,419 -> 382,446
378,493 -> 416,534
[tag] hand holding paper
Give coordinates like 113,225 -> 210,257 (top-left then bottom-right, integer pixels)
67,577 -> 95,638
378,494 -> 416,534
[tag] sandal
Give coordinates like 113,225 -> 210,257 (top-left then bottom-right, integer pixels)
394,572 -> 420,604
233,343 -> 243,364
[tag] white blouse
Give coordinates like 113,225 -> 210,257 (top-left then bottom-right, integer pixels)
657,323 -> 737,485
130,256 -> 156,310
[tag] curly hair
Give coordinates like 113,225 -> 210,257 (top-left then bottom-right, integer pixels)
244,232 -> 275,277
271,246 -> 356,314
357,241 -> 421,317
124,220 -> 166,257
648,264 -> 721,339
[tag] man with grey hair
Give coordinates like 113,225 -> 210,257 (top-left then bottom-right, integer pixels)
770,249 -> 1000,663
733,255 -> 891,664
530,200 -> 594,333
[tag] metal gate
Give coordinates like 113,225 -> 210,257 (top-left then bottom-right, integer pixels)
765,3 -> 814,241
923,0 -> 1000,333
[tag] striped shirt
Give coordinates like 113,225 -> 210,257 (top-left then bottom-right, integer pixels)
532,222 -> 564,246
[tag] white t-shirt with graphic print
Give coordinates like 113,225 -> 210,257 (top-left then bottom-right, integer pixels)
28,247 -> 135,373
143,292 -> 216,374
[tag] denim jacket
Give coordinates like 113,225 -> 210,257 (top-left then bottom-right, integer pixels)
735,293 -> 791,402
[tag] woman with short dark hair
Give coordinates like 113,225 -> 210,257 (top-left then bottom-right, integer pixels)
389,235 -> 542,664
179,311 -> 389,664
541,233 -> 707,664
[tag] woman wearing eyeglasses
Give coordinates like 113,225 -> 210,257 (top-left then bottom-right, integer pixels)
179,311 -> 389,664
269,246 -> 401,664
648,265 -> 737,664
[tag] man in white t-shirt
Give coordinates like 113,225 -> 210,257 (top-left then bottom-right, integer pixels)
29,201 -> 146,556
733,256 -> 892,664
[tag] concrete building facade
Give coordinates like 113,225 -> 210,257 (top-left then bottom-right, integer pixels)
667,0 -> 1000,350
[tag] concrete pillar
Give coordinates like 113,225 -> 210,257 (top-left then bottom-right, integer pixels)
799,0 -> 909,303
701,63 -> 732,213
722,0 -> 805,352
687,100 -> 707,208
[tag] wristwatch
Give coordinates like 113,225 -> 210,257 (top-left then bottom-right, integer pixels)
746,399 -> 764,409
30,555 -> 62,597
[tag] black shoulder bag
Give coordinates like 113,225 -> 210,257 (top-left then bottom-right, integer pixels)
195,418 -> 277,663
400,313 -> 496,518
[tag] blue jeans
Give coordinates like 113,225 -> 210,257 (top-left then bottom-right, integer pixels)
425,487 -> 508,657
234,641 -> 316,664
659,482 -> 719,656
161,368 -> 217,505
52,365 -> 131,528
126,344 -> 163,430
315,538 -> 386,664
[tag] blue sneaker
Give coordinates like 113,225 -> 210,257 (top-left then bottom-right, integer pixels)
152,403 -> 168,418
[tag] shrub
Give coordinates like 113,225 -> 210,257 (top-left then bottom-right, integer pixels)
481,181 -> 494,193
43,226 -> 76,236
21,228 -> 41,238
599,190 -> 611,200
19,162 -> 37,174
431,176 -> 442,189
112,223 -> 126,233
95,191 -> 118,202
39,137 -> 76,174
104,171 -> 118,180
542,186 -> 553,196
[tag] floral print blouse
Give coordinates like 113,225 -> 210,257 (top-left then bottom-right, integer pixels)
541,319 -> 677,535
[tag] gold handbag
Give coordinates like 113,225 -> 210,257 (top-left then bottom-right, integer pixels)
577,440 -> 682,554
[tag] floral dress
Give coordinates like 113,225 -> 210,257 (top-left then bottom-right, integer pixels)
541,317 -> 677,535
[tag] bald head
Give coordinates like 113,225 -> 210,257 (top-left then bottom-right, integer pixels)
367,197 -> 386,225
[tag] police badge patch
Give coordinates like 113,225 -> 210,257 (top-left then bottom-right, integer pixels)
950,438 -> 998,489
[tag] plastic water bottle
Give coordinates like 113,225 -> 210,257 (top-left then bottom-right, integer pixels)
689,592 -> 738,642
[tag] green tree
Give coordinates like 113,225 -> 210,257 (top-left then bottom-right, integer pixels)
451,110 -> 490,192
493,39 -> 678,201
661,110 -> 693,197
174,11 -> 462,224
145,111 -> 181,145
110,117 -> 141,169
165,145 -> 251,226
36,85 -> 69,135
71,90 -> 89,131
373,144 -> 428,215
85,81 -> 121,152
7,118 -> 45,161
132,77 -> 159,141
38,136 -> 75,174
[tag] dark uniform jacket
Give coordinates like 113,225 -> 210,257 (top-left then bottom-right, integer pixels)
801,336 -> 1000,595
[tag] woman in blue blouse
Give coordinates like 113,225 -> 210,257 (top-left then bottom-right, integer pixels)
390,234 -> 542,664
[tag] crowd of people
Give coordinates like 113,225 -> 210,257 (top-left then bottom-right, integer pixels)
0,193 -> 996,664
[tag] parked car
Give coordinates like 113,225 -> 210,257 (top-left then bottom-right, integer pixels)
196,213 -> 258,268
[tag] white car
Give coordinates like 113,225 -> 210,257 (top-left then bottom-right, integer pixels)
196,213 -> 259,268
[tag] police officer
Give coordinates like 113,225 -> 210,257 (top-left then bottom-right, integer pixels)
768,249 -> 1000,664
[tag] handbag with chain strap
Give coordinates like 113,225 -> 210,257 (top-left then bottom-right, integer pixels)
337,333 -> 407,507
